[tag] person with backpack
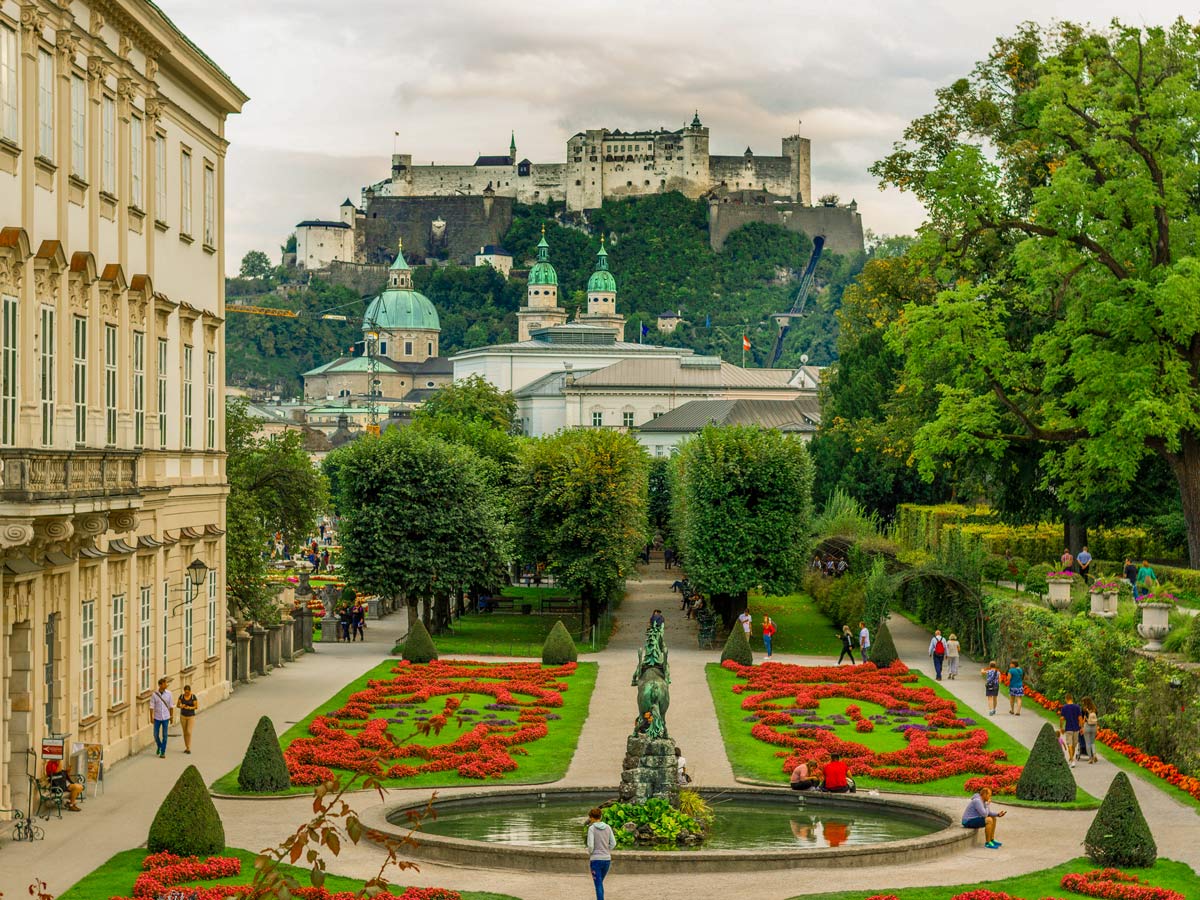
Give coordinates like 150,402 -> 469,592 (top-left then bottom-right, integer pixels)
928,630 -> 948,680
762,615 -> 777,658
837,625 -> 857,665
982,661 -> 1001,716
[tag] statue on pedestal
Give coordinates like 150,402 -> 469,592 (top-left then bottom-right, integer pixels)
631,622 -> 671,739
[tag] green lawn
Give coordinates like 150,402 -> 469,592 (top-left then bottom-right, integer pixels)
59,847 -> 517,900
747,592 -> 840,656
786,857 -> 1199,900
212,659 -> 597,796
707,663 -> 1093,804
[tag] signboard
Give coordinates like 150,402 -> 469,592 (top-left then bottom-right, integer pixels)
85,744 -> 103,783
40,737 -> 66,760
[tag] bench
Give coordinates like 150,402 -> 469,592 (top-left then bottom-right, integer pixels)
541,596 -> 580,614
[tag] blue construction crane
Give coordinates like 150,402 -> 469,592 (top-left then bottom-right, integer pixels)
768,235 -> 824,368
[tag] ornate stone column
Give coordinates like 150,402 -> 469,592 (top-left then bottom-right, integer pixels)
250,626 -> 268,676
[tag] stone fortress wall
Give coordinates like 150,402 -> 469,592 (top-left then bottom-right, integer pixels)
355,195 -> 515,266
708,198 -> 865,257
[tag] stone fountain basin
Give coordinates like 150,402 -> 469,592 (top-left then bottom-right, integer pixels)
363,785 -> 978,874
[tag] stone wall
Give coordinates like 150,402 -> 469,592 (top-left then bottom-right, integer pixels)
320,260 -> 387,296
358,195 -> 515,265
708,200 -> 865,257
709,154 -> 795,198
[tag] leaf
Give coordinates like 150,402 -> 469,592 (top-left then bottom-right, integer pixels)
326,831 -> 341,856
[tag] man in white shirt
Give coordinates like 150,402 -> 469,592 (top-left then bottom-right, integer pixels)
150,677 -> 174,758
738,611 -> 752,638
858,622 -> 871,664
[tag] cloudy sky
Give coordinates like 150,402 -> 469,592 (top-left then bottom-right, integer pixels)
162,1 -> 1187,272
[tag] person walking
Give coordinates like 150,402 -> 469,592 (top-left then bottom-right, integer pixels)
150,678 -> 174,758
946,634 -> 961,679
1123,558 -> 1139,595
338,606 -> 352,642
1136,559 -> 1157,598
586,807 -> 615,900
762,615 -> 777,658
837,625 -> 857,665
1006,660 -> 1024,715
739,609 -> 753,642
1077,546 -> 1093,586
664,547 -> 675,570
352,603 -> 367,641
1081,697 -> 1100,765
962,787 -> 1006,849
928,630 -> 948,680
177,684 -> 199,754
858,621 -> 870,664
1060,693 -> 1083,767
982,661 -> 1000,716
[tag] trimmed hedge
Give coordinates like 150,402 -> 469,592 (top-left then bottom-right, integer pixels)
400,619 -> 438,663
869,620 -> 899,667
237,716 -> 291,792
1085,772 -> 1156,867
720,626 -> 753,666
148,765 -> 224,856
1015,723 -> 1076,803
542,619 -> 578,665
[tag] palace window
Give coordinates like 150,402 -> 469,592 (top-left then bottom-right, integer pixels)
180,149 -> 192,235
104,324 -> 117,446
205,350 -> 215,449
0,25 -> 15,141
592,411 -> 603,428
101,96 -> 115,194
111,594 -> 126,705
155,133 -> 167,217
404,340 -> 412,356
73,316 -> 87,446
157,338 -> 167,446
37,49 -> 53,160
1,294 -> 16,446
203,162 -> 215,246
139,585 -> 152,693
182,345 -> 193,448
40,306 -> 54,446
133,332 -> 145,447
81,598 -> 96,718
182,575 -> 194,668
623,411 -> 635,429
206,569 -> 217,659
70,75 -> 85,178
130,115 -> 144,208
427,341 -> 432,357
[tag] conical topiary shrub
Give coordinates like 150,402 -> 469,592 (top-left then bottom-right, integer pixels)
1085,772 -> 1157,867
401,619 -> 438,663
148,765 -> 224,856
720,626 -> 753,666
542,619 -> 578,665
237,716 -> 291,792
1015,722 -> 1076,803
869,620 -> 899,667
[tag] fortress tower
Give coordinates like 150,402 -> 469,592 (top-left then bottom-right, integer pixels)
517,227 -> 569,341
575,238 -> 626,340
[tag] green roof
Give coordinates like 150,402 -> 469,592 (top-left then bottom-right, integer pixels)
364,289 -> 440,332
528,228 -> 558,286
587,243 -> 616,293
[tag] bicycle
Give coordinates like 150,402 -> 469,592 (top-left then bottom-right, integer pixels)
5,807 -> 44,842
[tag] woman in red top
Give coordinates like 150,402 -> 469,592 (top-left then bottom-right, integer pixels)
762,616 -> 777,658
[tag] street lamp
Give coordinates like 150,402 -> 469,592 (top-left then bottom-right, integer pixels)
187,558 -> 209,586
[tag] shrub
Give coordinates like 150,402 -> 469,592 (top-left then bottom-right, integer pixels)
1024,562 -> 1053,597
981,554 -> 1008,584
147,765 -> 225,855
237,716 -> 290,792
542,619 -> 578,665
1186,611 -> 1200,664
401,619 -> 438,663
869,620 -> 899,667
1015,722 -> 1076,803
720,626 -> 753,665
1084,772 -> 1156,867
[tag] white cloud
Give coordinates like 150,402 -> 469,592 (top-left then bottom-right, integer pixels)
159,0 -> 1190,269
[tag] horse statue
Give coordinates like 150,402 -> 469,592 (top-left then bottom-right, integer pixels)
632,622 -> 671,739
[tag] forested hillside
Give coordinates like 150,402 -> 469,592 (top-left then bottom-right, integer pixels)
226,193 -> 865,396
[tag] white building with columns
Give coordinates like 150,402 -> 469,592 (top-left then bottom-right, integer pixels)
0,0 -> 245,815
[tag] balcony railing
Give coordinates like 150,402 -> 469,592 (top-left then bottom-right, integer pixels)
0,450 -> 140,502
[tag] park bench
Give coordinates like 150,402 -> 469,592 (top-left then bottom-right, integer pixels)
541,596 -> 580,614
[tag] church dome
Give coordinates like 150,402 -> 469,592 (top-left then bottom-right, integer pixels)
364,242 -> 440,332
587,242 -> 616,292
527,229 -> 558,286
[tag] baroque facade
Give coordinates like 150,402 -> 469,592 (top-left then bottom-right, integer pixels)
0,0 -> 245,813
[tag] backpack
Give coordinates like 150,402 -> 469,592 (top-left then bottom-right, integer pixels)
986,669 -> 999,690
933,637 -> 946,656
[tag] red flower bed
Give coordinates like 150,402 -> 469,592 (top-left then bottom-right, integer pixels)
109,853 -> 462,900
1060,869 -> 1185,900
284,660 -> 577,785
722,659 -> 1022,793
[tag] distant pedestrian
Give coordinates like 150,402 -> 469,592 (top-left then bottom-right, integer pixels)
664,547 -> 675,570
352,604 -> 366,641
762,616 -> 776,658
946,633 -> 961,679
1081,697 -> 1099,765
858,621 -> 870,664
1006,660 -> 1024,715
178,684 -> 198,754
837,625 -> 856,665
151,677 -> 174,758
1060,548 -> 1074,573
1077,546 -> 1093,585
338,606 -> 352,642
928,630 -> 948,680
586,808 -> 615,900
650,609 -> 665,628
1060,693 -> 1083,767
982,661 -> 1000,716
1123,557 -> 1138,595
1136,559 -> 1157,598
739,610 -> 752,640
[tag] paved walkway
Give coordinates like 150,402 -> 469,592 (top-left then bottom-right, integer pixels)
11,572 -> 1199,900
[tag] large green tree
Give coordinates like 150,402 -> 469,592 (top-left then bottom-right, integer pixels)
672,426 -> 815,625
414,374 -> 518,432
873,19 -> 1200,566
513,429 -> 647,627
324,429 -> 508,633
226,400 -> 328,622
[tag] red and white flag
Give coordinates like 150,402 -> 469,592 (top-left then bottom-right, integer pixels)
742,335 -> 751,351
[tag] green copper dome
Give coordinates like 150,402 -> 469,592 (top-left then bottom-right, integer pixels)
364,241 -> 440,332
587,242 -> 616,293
527,228 -> 558,286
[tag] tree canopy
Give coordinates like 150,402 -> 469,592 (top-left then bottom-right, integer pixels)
872,19 -> 1200,565
414,374 -> 517,432
672,426 -> 815,624
239,250 -> 273,280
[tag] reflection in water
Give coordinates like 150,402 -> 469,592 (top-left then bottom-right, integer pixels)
421,799 -> 932,852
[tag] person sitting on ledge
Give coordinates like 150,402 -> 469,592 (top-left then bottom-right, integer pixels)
790,759 -> 821,791
46,761 -> 83,812
962,786 -> 1005,849
821,752 -> 851,793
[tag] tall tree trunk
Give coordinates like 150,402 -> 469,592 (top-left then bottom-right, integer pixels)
1164,434 -> 1200,569
583,588 -> 600,632
1063,516 -> 1089,560
421,596 -> 432,632
431,591 -> 451,635
405,594 -> 418,631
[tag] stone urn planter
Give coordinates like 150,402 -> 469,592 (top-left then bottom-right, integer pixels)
1136,602 -> 1172,651
1088,587 -> 1119,618
1047,576 -> 1075,610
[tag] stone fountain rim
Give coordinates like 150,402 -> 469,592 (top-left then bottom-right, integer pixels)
362,784 -> 978,874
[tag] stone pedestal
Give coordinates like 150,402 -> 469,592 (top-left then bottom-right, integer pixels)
267,623 -> 283,668
300,608 -> 315,652
321,612 -> 340,643
618,734 -> 680,806
1137,603 -> 1171,651
250,627 -> 268,676
1089,590 -> 1118,618
235,631 -> 252,683
367,597 -> 382,619
1047,579 -> 1073,609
